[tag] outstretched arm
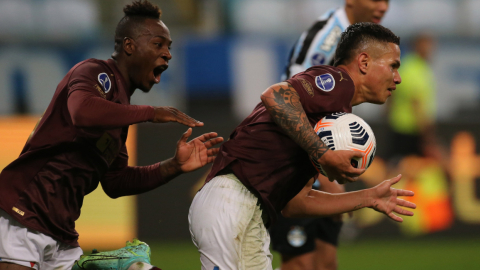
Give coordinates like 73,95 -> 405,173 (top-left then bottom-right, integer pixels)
68,90 -> 203,129
282,175 -> 416,222
101,129 -> 223,198
261,82 -> 365,183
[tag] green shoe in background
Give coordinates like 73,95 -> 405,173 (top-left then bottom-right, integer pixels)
72,239 -> 151,270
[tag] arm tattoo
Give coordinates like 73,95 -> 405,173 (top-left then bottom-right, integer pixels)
262,83 -> 329,164
353,203 -> 362,210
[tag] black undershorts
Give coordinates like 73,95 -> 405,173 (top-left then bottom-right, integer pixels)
269,215 -> 343,256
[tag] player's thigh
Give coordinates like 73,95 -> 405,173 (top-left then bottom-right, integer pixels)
313,217 -> 342,270
189,174 -> 260,269
0,209 -> 82,270
241,204 -> 272,270
0,262 -> 33,270
41,244 -> 82,270
0,209 -> 44,269
314,239 -> 338,270
280,252 -> 316,270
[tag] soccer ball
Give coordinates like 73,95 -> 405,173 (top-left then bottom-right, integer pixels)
312,112 -> 376,176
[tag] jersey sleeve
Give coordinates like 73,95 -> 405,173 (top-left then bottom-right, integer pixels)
66,61 -> 155,128
286,66 -> 353,115
68,62 -> 104,98
100,145 -> 170,198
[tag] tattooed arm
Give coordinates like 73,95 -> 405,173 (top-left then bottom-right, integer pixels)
261,82 -> 365,183
282,175 -> 416,222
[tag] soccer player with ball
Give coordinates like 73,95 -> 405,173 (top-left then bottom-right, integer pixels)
189,23 -> 416,270
275,1 -> 390,269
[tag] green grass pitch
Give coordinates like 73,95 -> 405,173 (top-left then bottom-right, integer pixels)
147,238 -> 480,270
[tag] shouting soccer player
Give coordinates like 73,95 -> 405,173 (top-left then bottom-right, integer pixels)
274,1 -> 390,270
0,1 -> 223,270
189,23 -> 416,270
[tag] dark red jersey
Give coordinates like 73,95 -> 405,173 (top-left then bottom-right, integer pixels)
0,59 -> 168,247
206,65 -> 354,226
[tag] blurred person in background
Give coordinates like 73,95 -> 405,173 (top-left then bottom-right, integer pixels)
387,33 -> 439,161
273,1 -> 390,270
0,1 -> 222,270
386,33 -> 454,238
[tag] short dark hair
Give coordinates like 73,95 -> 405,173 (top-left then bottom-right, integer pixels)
122,0 -> 161,19
333,23 -> 400,66
114,1 -> 162,51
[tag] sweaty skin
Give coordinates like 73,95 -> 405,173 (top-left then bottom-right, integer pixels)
348,42 -> 401,106
282,175 -> 416,222
0,263 -> 30,270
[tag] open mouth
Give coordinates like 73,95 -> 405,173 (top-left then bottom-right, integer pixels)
372,17 -> 382,23
153,65 -> 168,83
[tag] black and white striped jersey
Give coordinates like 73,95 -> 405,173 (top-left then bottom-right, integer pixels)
282,8 -> 351,80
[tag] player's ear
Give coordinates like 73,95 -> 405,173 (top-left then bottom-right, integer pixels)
123,37 -> 136,56
358,52 -> 369,74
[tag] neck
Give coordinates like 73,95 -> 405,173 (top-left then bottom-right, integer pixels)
112,55 -> 136,96
338,64 -> 364,106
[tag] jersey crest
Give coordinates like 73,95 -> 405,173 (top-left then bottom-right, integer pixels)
315,73 -> 335,92
287,226 -> 307,247
98,73 -> 112,93
311,53 -> 326,66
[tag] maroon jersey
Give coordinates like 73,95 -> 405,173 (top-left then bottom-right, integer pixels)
0,59 -> 167,247
206,65 -> 354,225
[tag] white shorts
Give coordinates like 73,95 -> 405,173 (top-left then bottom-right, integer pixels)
189,174 -> 273,270
0,209 -> 83,270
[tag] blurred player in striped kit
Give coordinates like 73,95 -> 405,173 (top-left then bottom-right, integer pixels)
271,1 -> 390,270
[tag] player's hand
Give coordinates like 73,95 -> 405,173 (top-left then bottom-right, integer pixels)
173,128 -> 224,173
368,174 -> 416,222
152,106 -> 204,127
318,150 -> 365,184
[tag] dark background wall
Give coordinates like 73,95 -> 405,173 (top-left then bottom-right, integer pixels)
136,99 -> 240,240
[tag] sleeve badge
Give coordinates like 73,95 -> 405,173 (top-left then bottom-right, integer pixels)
97,73 -> 112,93
315,73 -> 335,92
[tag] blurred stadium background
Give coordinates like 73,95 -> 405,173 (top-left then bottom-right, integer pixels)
1,0 -> 480,269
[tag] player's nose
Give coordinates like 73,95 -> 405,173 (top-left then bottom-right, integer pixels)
394,71 -> 402,84
378,0 -> 389,13
162,50 -> 172,61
